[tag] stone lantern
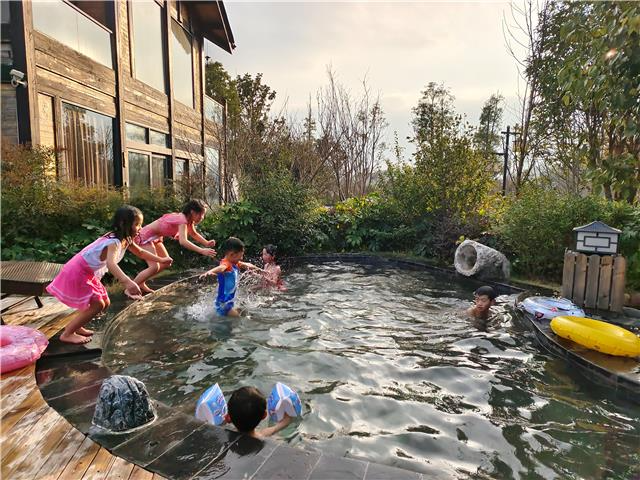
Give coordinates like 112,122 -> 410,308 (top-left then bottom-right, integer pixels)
573,221 -> 621,255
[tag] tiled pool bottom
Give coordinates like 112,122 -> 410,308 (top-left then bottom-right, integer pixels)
36,338 -> 423,480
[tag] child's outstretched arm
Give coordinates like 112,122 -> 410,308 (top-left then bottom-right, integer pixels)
256,414 -> 293,438
199,264 -> 226,279
178,225 -> 216,257
105,243 -> 142,299
128,243 -> 173,266
238,261 -> 264,273
187,223 -> 216,248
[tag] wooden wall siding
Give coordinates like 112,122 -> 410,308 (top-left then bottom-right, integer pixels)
124,101 -> 170,132
173,121 -> 201,144
37,93 -> 55,148
37,69 -> 116,117
117,0 -> 130,75
33,31 -> 116,96
192,36 -> 201,112
174,101 -> 202,130
1,84 -> 19,143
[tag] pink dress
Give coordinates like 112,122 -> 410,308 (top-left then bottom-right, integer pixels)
46,235 -> 127,310
136,213 -> 189,246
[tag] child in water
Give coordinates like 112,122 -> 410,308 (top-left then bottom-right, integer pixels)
466,285 -> 497,321
200,237 -> 262,317
261,244 -> 284,289
133,199 -> 217,293
47,206 -> 172,344
226,386 -> 292,438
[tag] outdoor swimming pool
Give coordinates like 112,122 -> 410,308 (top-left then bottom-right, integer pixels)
102,261 -> 639,479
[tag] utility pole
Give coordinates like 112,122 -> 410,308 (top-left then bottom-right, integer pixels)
500,126 -> 520,195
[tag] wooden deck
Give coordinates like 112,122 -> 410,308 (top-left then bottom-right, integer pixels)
0,296 -> 166,480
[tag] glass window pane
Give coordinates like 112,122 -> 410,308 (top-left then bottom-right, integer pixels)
77,12 -> 112,68
32,1 -> 78,53
189,160 -> 204,198
149,130 -> 170,148
131,0 -> 166,92
32,0 -> 112,68
128,152 -> 150,191
171,20 -> 193,107
62,102 -> 114,186
205,146 -> 220,205
151,155 -> 168,189
174,158 -> 188,196
125,123 -> 146,143
204,96 -> 223,124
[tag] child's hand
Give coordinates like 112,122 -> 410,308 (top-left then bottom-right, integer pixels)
200,248 -> 217,257
205,239 -> 216,248
160,256 -> 173,266
124,280 -> 143,300
199,269 -> 214,279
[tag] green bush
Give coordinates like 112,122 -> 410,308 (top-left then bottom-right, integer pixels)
494,185 -> 639,285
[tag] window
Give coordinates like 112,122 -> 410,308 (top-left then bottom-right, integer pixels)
205,146 -> 220,205
125,123 -> 146,143
130,0 -> 166,92
171,19 -> 193,107
126,123 -> 170,149
32,0 -> 112,67
149,130 -> 170,148
204,96 -> 224,124
128,152 -> 150,192
174,157 -> 188,195
62,102 -> 114,186
151,155 -> 169,189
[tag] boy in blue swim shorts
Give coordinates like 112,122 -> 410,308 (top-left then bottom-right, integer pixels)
201,237 -> 262,317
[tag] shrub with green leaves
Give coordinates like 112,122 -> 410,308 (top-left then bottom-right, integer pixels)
494,185 -> 638,283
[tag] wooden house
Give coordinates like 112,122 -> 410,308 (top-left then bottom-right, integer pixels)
1,0 -> 235,204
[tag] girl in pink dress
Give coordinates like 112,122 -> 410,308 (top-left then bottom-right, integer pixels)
47,205 -> 173,344
133,199 -> 217,293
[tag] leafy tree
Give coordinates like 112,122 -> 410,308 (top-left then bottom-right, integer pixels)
475,93 -> 504,161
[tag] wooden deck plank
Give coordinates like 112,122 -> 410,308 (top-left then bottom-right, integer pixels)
34,427 -> 87,479
57,435 -> 101,480
80,447 -> 117,480
3,415 -> 74,479
1,374 -> 39,413
1,404 -> 60,463
128,465 -> 154,480
106,456 -> 136,480
0,387 -> 48,439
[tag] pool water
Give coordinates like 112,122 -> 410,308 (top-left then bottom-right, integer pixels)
102,262 -> 640,479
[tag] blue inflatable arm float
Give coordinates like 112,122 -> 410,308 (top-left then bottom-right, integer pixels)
195,383 -> 228,426
267,382 -> 302,422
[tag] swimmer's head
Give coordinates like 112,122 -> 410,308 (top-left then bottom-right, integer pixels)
474,286 -> 497,312
226,386 -> 267,433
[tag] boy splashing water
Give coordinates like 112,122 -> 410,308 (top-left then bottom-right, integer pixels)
466,285 -> 497,321
200,237 -> 262,317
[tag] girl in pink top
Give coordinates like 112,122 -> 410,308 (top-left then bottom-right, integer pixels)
47,206 -> 173,344
133,199 -> 217,293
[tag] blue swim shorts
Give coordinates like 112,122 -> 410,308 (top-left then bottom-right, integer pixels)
215,301 -> 234,316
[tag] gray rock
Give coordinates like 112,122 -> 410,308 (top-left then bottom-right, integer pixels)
92,375 -> 156,432
454,240 -> 511,281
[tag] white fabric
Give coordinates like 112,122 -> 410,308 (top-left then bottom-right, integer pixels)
80,236 -> 125,279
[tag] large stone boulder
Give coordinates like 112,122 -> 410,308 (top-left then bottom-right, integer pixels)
454,240 -> 511,281
92,375 -> 156,432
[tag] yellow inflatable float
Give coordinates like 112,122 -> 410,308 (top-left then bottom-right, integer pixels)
550,316 -> 640,358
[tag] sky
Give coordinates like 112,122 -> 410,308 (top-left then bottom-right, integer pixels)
205,1 -> 528,157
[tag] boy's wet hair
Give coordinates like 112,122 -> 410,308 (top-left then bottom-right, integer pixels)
474,286 -> 497,300
182,199 -> 206,216
111,205 -> 142,242
263,244 -> 277,258
228,386 -> 266,433
223,237 -> 245,254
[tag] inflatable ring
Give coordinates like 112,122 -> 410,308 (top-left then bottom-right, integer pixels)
550,316 -> 640,358
0,325 -> 49,374
520,296 -> 585,320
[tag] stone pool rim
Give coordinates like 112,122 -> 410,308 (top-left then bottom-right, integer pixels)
37,253 -> 526,480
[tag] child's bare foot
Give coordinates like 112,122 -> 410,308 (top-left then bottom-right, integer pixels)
60,332 -> 92,344
140,283 -> 155,294
77,327 -> 94,336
